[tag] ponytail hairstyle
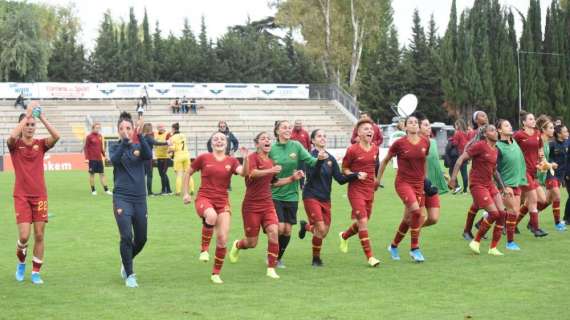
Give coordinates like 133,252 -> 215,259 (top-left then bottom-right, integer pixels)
554,125 -> 566,141
535,114 -> 552,133
117,111 -> 133,128
465,124 -> 489,151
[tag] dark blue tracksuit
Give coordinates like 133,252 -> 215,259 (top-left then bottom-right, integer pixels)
550,139 -> 570,222
110,135 -> 152,276
143,135 -> 168,195
303,150 -> 358,202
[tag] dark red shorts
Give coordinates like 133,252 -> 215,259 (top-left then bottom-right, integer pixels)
470,184 -> 499,209
349,197 -> 373,220
425,194 -> 440,209
195,196 -> 230,217
395,182 -> 425,207
241,203 -> 278,238
511,187 -> 522,197
303,198 -> 332,226
521,172 -> 539,193
14,196 -> 48,224
545,178 -> 560,190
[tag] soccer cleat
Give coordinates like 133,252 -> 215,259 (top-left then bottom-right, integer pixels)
125,274 -> 138,288
91,191 -> 97,196
311,256 -> 323,267
469,240 -> 481,254
298,220 -> 308,239
229,240 -> 240,263
488,247 -> 504,256
530,227 -> 548,238
506,241 -> 521,251
409,249 -> 425,263
555,222 -> 567,232
15,263 -> 25,282
368,257 -> 381,267
106,190 -> 113,195
31,272 -> 44,285
266,268 -> 280,279
387,245 -> 400,261
276,260 -> 286,269
338,232 -> 348,253
210,274 -> 223,284
199,251 -> 210,262
462,232 -> 474,241
452,186 -> 462,194
120,265 -> 127,280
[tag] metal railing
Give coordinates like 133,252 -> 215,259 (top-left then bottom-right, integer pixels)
309,84 -> 360,118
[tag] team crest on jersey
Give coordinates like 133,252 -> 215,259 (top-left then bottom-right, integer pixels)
133,150 -> 140,157
289,153 -> 297,159
33,144 -> 39,151
225,164 -> 231,171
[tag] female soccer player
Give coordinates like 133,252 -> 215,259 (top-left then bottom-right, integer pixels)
422,116 -> 448,226
154,124 -> 172,195
110,112 -> 152,288
339,119 -> 381,267
8,102 -> 59,284
514,112 -> 548,237
450,119 -> 469,194
169,123 -> 194,197
298,129 -> 363,266
229,132 -> 304,279
551,125 -> 570,227
379,115 -> 430,262
462,111 -> 490,240
182,132 -> 247,284
84,122 -> 112,195
269,120 -> 320,268
495,119 -> 527,250
451,124 -> 507,256
536,116 -> 566,231
141,123 -> 168,196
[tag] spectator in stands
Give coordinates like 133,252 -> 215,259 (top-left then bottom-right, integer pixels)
207,121 -> 239,155
136,102 -> 144,119
171,98 -> 180,114
190,98 -> 197,114
350,112 -> 383,146
84,122 -> 112,196
141,123 -> 168,196
140,96 -> 148,108
181,96 -> 189,114
155,124 -> 172,195
14,94 -> 25,109
291,120 -> 311,189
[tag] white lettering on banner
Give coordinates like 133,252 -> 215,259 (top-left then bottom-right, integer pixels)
0,83 -> 310,99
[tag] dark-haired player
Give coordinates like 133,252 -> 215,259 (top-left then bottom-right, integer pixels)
379,115 -> 430,262
84,122 -> 112,195
110,112 -> 152,288
9,101 -> 60,284
339,119 -> 381,267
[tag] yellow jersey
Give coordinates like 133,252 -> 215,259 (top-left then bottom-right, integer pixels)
154,132 -> 169,159
170,133 -> 189,160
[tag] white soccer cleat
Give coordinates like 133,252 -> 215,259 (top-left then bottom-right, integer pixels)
210,274 -> 223,284
199,251 -> 210,262
266,268 -> 280,279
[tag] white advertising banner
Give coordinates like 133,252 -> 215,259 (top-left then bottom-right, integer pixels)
0,83 -> 310,99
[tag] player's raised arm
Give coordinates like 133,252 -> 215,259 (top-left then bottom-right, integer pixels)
38,107 -> 60,149
7,103 -> 33,147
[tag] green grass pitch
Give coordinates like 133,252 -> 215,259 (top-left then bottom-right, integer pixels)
0,168 -> 569,319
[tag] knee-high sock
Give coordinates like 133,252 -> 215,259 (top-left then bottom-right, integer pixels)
553,200 -> 561,224
475,211 -> 498,242
529,210 -> 539,230
267,241 -> 279,268
341,223 -> 358,240
278,235 -> 291,260
212,246 -> 226,275
236,239 -> 249,250
464,204 -> 478,233
312,236 -> 323,258
201,225 -> 214,252
175,175 -> 183,194
358,230 -> 373,259
506,210 -> 517,242
16,240 -> 27,263
32,256 -> 43,273
517,205 -> 529,224
537,201 -> 550,212
491,211 -> 506,248
391,220 -> 409,248
410,209 -> 422,250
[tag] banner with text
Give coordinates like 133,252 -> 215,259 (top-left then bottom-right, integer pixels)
3,153 -> 88,172
0,83 -> 310,99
